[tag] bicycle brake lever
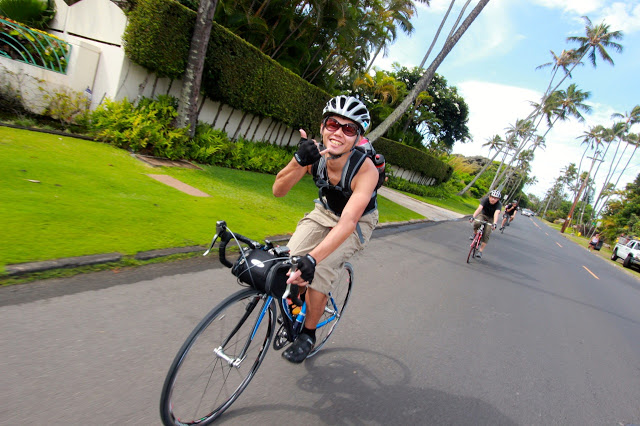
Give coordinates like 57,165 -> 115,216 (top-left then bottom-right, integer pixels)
282,257 -> 299,300
204,220 -> 228,256
203,234 -> 218,256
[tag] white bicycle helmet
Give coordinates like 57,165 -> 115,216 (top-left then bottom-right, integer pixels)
322,95 -> 371,134
490,189 -> 501,198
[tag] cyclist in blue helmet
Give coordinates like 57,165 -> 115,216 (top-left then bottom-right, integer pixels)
272,95 -> 379,363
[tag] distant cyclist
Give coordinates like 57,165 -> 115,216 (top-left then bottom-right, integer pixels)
499,200 -> 519,231
469,190 -> 502,258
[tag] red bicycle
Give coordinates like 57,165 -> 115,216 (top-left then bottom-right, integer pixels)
467,219 -> 489,263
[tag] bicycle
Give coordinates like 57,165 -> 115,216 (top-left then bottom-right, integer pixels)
500,213 -> 511,234
159,220 -> 354,425
467,218 -> 489,263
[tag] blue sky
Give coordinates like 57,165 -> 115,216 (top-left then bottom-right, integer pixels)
372,0 -> 640,199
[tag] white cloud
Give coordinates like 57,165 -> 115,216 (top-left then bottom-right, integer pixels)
530,0 -> 640,34
447,0 -> 524,66
452,81 -> 636,198
453,80 -> 541,155
599,2 -> 640,33
529,0 -> 605,15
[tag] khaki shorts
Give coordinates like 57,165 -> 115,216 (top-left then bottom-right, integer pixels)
286,203 -> 378,295
473,214 -> 493,243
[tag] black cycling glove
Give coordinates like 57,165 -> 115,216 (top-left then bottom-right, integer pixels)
294,254 -> 316,284
294,138 -> 321,166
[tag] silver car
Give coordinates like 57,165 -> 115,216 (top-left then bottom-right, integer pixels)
521,209 -> 534,217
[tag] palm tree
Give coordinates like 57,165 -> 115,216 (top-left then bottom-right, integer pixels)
364,0 -> 427,74
576,125 -> 605,172
512,16 -> 623,143
456,134 -> 504,196
492,118 -> 534,189
367,0 -> 491,143
568,16 -> 624,68
176,0 -> 220,138
535,49 -> 582,99
418,0 -> 456,68
611,132 -> 639,191
490,133 -> 517,190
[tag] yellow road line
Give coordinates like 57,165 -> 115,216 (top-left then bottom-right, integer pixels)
555,242 -> 563,248
582,266 -> 600,280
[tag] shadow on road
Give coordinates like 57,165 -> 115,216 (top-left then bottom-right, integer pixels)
220,347 -> 518,425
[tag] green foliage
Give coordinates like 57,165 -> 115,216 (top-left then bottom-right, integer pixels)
386,175 -> 448,198
186,122 -> 227,164
40,87 -> 90,129
203,137 -> 293,175
88,97 -> 293,174
0,16 -> 69,72
122,0 -> 329,132
0,0 -> 55,29
375,137 -> 453,184
601,173 -> 640,241
90,95 -> 190,159
122,0 -> 192,79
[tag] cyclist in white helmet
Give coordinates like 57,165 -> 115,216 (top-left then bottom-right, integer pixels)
469,189 -> 503,258
273,95 -> 379,363
499,199 -> 519,230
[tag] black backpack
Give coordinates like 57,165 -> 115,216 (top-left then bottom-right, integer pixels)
354,141 -> 386,190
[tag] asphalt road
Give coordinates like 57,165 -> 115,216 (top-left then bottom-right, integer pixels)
1,218 -> 639,425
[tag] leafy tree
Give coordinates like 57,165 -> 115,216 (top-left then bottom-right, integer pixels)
351,66 -> 469,153
601,173 -> 640,240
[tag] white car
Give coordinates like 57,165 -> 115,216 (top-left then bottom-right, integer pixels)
521,209 -> 534,217
611,239 -> 640,269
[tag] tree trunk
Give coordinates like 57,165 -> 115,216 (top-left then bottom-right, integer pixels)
176,0 -> 219,139
418,0 -> 456,68
367,0 -> 491,143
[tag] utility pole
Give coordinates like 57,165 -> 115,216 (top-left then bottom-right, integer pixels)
561,152 -> 603,234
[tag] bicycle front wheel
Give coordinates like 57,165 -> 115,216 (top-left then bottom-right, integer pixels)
160,289 -> 276,425
467,237 -> 478,263
309,262 -> 353,357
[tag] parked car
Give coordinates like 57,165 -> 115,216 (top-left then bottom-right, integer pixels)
521,209 -> 534,217
611,239 -> 640,269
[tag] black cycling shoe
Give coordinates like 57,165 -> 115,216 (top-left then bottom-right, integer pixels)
282,334 -> 315,364
476,251 -> 482,259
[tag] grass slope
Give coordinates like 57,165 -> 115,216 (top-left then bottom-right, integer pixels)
1,127 -> 421,271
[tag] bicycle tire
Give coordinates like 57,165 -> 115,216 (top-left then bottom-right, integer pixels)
160,288 -> 276,425
308,262 -> 354,357
467,234 -> 479,263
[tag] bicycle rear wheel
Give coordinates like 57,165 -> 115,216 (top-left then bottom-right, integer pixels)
160,289 -> 276,425
308,262 -> 353,357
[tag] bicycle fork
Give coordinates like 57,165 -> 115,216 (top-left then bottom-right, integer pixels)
213,295 -> 272,368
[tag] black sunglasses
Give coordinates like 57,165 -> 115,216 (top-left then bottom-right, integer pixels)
323,117 -> 360,137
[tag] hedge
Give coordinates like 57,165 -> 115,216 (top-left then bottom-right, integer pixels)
122,0 -> 328,132
375,137 -> 453,184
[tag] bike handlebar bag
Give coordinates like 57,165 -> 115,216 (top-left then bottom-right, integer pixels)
231,248 -> 289,298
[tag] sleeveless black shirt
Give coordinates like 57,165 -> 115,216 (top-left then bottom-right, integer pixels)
311,149 -> 377,216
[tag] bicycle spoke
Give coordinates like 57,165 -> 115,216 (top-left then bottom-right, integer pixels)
309,263 -> 353,357
160,289 -> 275,425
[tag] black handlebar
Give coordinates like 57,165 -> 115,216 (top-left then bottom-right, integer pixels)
211,220 -> 261,268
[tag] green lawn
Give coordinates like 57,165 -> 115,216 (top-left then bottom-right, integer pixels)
397,189 -> 478,215
1,127 -> 422,272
